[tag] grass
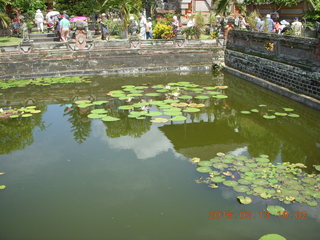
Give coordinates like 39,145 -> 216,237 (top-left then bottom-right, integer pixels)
0,36 -> 22,46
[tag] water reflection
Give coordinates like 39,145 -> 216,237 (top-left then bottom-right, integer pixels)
0,72 -> 319,169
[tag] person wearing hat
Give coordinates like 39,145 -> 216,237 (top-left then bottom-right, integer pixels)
129,16 -> 138,35
291,17 -> 303,36
265,14 -> 274,33
101,13 -> 108,40
34,9 -> 44,33
63,10 -> 70,20
139,13 -> 147,40
146,17 -> 153,39
279,20 -> 291,34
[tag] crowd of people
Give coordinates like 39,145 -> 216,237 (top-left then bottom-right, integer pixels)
7,8 -> 306,43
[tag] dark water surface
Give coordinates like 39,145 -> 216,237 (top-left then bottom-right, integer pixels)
0,72 -> 319,240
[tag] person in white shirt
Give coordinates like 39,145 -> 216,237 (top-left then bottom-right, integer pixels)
34,9 -> 44,33
139,13 -> 147,40
291,17 -> 303,36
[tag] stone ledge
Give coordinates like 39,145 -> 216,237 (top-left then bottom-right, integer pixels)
223,66 -> 320,110
0,65 -> 212,80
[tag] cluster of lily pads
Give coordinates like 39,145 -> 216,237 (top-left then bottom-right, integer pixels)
0,76 -> 91,90
241,105 -> 300,119
0,106 -> 41,119
73,82 -> 228,123
192,153 -> 320,207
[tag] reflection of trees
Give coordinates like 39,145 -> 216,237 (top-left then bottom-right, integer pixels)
104,112 -> 151,138
64,107 -> 91,144
0,106 -> 46,155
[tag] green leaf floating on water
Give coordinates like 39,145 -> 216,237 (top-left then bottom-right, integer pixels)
241,111 -> 251,114
87,114 -> 106,119
78,103 -> 93,108
145,93 -> 160,97
22,114 -> 32,118
196,167 -> 212,173
283,108 -> 294,112
251,109 -> 259,113
263,115 -> 276,119
314,165 -> 320,171
211,176 -> 225,183
223,180 -> 238,187
145,111 -> 163,117
102,116 -> 120,122
171,116 -> 187,122
164,99 -> 180,104
258,104 -> 267,107
233,185 -> 250,192
118,105 -> 134,110
9,115 -> 19,119
150,118 -> 169,123
195,95 -> 209,100
258,234 -> 287,240
91,109 -> 108,114
213,95 -> 228,99
237,196 -> 252,204
274,112 -> 287,116
92,100 -> 108,105
179,95 -> 193,100
267,205 -> 285,216
163,110 -> 182,116
0,185 -> 6,190
287,113 -> 300,118
198,161 -> 212,167
183,108 -> 200,113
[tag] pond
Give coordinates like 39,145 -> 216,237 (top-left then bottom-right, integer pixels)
0,72 -> 319,240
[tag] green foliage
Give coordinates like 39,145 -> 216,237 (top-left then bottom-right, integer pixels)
153,23 -> 173,39
55,0 -> 99,16
247,10 -> 259,31
11,0 -> 46,16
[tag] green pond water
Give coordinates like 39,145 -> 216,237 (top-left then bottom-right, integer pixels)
0,72 -> 319,240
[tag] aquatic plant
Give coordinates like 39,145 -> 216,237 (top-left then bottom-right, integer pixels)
194,153 -> 320,207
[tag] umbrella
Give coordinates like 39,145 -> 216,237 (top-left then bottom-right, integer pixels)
70,16 -> 87,22
46,11 -> 60,18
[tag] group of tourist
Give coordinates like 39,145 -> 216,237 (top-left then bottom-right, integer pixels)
254,13 -> 303,36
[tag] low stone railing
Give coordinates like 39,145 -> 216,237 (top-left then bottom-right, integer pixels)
225,30 -> 320,104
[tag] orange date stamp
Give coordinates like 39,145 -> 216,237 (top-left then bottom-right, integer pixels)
208,210 -> 307,220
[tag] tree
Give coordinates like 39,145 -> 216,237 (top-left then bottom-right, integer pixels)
0,0 -> 10,28
102,0 -> 142,31
55,0 -> 100,16
10,0 -> 47,16
215,0 -> 315,14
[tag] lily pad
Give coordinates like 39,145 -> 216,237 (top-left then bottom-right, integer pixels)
287,113 -> 300,118
9,115 -> 19,118
0,185 -> 6,190
195,95 -> 209,100
87,114 -> 106,119
274,112 -> 287,116
22,114 -> 32,118
196,167 -> 212,173
213,94 -> 228,99
92,101 -> 108,105
233,185 -> 250,193
118,105 -> 134,110
237,196 -> 252,204
211,176 -> 225,183
241,111 -> 251,114
145,93 -> 160,97
258,104 -> 267,107
251,109 -> 259,113
91,109 -> 108,114
151,118 -> 169,123
314,165 -> 320,171
283,108 -> 294,112
145,111 -> 163,117
179,95 -> 193,100
263,115 -> 276,119
267,205 -> 285,216
223,180 -> 238,187
198,161 -> 212,167
101,116 -> 120,122
171,116 -> 187,122
258,234 -> 287,240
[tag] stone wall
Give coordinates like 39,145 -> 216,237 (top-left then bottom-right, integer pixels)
0,39 -> 222,80
225,30 -> 320,101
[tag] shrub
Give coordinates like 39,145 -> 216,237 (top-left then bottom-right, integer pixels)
153,23 -> 173,39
